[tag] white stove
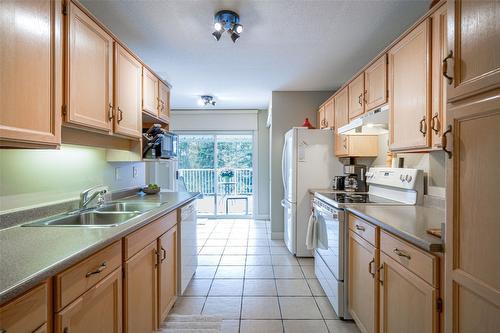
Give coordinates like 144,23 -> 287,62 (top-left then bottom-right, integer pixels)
312,168 -> 423,319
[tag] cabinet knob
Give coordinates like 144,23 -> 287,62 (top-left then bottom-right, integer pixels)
442,50 -> 453,85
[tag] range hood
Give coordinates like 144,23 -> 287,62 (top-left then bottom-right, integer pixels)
337,105 -> 389,134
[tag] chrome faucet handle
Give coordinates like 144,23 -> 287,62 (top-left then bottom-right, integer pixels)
79,186 -> 108,209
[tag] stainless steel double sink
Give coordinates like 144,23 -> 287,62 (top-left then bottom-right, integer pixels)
23,201 -> 163,228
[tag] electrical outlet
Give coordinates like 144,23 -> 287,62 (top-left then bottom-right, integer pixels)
133,166 -> 138,178
114,167 -> 122,181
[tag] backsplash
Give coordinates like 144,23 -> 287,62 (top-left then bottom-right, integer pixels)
0,145 -> 145,213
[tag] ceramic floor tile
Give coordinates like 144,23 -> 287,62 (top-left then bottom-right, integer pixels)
198,255 -> 221,266
315,297 -> 338,319
226,239 -> 248,247
298,257 -> 314,266
240,320 -> 283,333
325,320 -> 361,333
270,246 -> 291,255
221,320 -> 240,333
241,297 -> 281,319
224,247 -> 248,255
216,265 -> 246,278
204,239 -> 228,247
276,279 -> 312,296
269,239 -> 286,247
279,297 -> 323,319
273,265 -> 304,279
283,320 -> 329,333
200,246 -> 225,255
301,265 -> 316,278
202,297 -> 242,319
194,266 -> 218,279
247,246 -> 270,255
170,296 -> 206,315
307,278 -> 326,296
243,279 -> 277,296
220,255 -> 247,266
246,255 -> 272,266
209,279 -> 244,296
247,239 -> 269,246
272,254 -> 299,266
183,279 -> 212,296
245,265 -> 274,278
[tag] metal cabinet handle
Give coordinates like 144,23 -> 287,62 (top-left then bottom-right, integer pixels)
393,248 -> 411,260
442,50 -> 453,85
442,125 -> 452,159
86,262 -> 107,277
431,113 -> 440,134
0,328 -> 6,333
325,120 -> 328,127
108,103 -> 114,120
160,247 -> 167,263
378,264 -> 384,285
63,328 -> 69,333
358,93 -> 363,106
368,258 -> 375,278
355,224 -> 365,232
419,116 -> 427,136
343,136 -> 348,150
363,89 -> 368,104
117,107 -> 123,123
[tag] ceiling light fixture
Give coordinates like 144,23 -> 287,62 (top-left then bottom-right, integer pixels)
200,95 -> 216,106
212,10 -> 243,43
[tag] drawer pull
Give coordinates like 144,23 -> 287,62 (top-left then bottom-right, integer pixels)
393,248 -> 411,260
86,262 -> 107,277
0,328 -> 6,333
355,224 -> 365,232
160,247 -> 167,263
368,258 -> 375,278
442,50 -> 453,85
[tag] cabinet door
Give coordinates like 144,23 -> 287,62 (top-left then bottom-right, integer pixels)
430,4 -> 447,149
318,106 -> 326,129
142,67 -> 159,117
348,231 -> 378,333
124,240 -> 158,333
66,2 -> 113,132
114,44 -> 142,138
347,135 -> 378,157
0,0 -> 62,147
324,98 -> 334,129
389,19 -> 431,151
55,268 -> 122,333
349,74 -> 365,120
158,82 -> 171,122
158,226 -> 177,324
335,134 -> 348,157
445,92 -> 500,333
365,54 -> 388,111
447,0 -> 500,102
334,87 -> 349,129
379,253 -> 438,333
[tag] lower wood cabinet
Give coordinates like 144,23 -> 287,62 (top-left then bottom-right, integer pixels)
55,268 -> 122,333
158,225 -> 178,324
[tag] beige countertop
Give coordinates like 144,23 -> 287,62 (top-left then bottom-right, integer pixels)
0,191 -> 200,304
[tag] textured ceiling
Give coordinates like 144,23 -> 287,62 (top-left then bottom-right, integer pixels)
80,0 -> 430,110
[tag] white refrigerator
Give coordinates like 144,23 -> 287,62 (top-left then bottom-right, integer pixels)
281,128 -> 343,257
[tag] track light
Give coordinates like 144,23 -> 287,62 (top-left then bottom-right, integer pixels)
212,10 -> 243,43
212,30 -> 222,41
233,23 -> 243,34
230,31 -> 240,43
200,95 -> 216,106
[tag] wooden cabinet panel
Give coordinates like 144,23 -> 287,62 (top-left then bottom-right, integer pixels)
335,133 -> 349,157
33,323 -> 47,333
447,0 -> 500,101
347,135 -> 378,157
142,67 -> 159,117
324,98 -> 334,129
124,241 -> 158,333
445,92 -> 500,333
0,282 -> 48,333
349,214 -> 378,247
158,82 -> 170,122
348,231 -> 378,333
318,106 -> 326,129
158,225 -> 177,324
55,268 -> 122,333
389,19 -> 431,151
0,0 -> 62,147
379,253 -> 438,333
66,2 -> 113,132
114,44 -> 142,138
365,54 -> 388,111
349,74 -> 365,120
430,4 -> 447,149
55,241 -> 122,311
334,87 -> 349,130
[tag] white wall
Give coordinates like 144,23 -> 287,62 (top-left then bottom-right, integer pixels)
269,91 -> 333,238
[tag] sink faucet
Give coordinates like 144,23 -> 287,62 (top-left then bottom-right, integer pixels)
80,186 -> 108,209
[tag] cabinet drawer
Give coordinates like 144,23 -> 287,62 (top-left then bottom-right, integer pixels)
380,230 -> 437,287
55,240 -> 122,311
349,214 -> 378,246
0,282 -> 48,333
124,210 -> 177,260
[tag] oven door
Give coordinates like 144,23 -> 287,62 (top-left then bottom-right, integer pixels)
314,204 -> 345,281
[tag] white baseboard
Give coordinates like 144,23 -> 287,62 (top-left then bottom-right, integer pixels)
271,232 -> 284,240
253,214 -> 270,220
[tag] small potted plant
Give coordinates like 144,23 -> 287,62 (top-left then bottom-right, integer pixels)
220,169 -> 234,182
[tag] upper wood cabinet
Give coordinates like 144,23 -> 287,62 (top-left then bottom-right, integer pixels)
364,54 -> 388,111
335,135 -> 378,158
349,74 -> 365,120
158,225 -> 178,324
65,1 -> 113,132
389,19 -> 431,151
324,98 -> 334,129
0,0 -> 62,148
55,268 -> 122,333
114,44 -> 142,138
158,82 -> 171,122
334,87 -> 349,130
446,0 -> 500,102
142,67 -> 159,117
317,106 -> 325,129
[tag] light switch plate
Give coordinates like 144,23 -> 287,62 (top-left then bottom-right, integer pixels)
133,166 -> 138,178
114,167 -> 122,181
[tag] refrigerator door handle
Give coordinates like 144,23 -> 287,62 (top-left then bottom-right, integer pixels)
281,199 -> 286,208
281,139 -> 288,193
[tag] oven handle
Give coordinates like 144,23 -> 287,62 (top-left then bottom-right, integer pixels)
313,203 -> 339,220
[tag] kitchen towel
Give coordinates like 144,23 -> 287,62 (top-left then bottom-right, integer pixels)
159,314 -> 223,333
306,212 -> 328,250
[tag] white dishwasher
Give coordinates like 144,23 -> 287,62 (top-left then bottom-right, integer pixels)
178,201 -> 198,294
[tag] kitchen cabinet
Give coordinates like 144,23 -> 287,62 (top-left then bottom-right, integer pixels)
0,282 -> 48,333
336,135 -> 378,157
158,225 -> 178,324
114,44 -> 142,138
364,55 -> 388,111
324,98 -> 335,129
65,1 -> 113,132
348,231 -> 378,333
0,0 -> 62,148
446,0 -> 500,102
349,74 -> 365,120
430,4 -> 447,149
388,19 -> 431,151
334,87 -> 349,130
55,268 -> 122,333
317,106 -> 325,129
158,82 -> 171,122
143,67 -> 159,117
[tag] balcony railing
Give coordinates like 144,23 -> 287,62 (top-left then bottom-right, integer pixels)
178,168 -> 253,195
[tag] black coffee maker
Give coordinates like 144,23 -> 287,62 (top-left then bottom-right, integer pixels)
343,164 -> 367,192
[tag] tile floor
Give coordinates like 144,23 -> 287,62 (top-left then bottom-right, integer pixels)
169,218 -> 360,333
